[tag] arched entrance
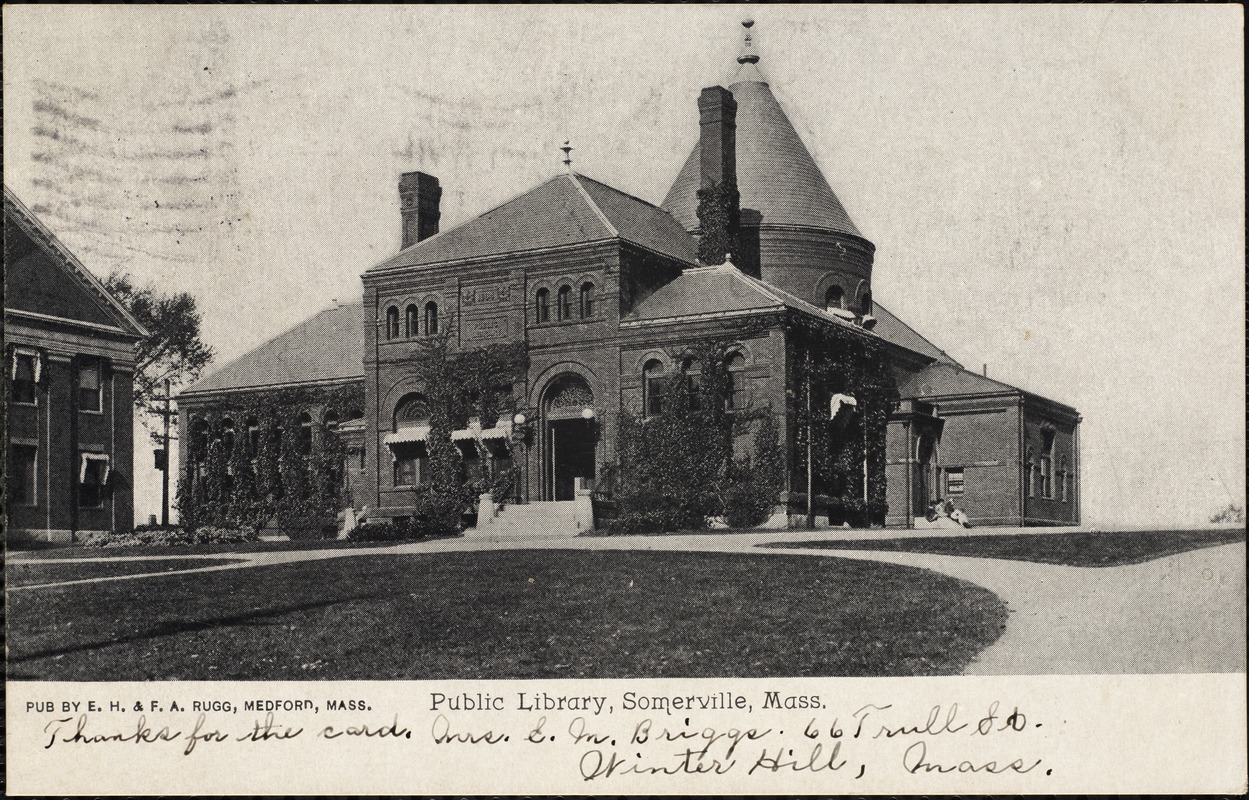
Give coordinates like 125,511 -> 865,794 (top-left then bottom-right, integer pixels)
541,374 -> 596,501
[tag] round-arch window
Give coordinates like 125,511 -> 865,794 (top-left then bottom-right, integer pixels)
727,352 -> 747,409
405,305 -> 419,337
825,285 -> 844,311
385,306 -> 400,340
580,282 -> 595,318
557,285 -> 573,320
424,301 -> 439,336
860,290 -> 873,315
297,412 -> 313,456
535,288 -> 550,324
643,359 -> 666,417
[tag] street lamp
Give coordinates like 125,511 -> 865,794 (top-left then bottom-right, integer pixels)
511,412 -> 531,503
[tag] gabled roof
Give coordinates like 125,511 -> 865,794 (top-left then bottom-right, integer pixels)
899,361 -> 1079,416
367,172 -> 697,273
870,303 -> 961,366
623,262 -> 872,340
662,65 -> 862,238
180,302 -> 364,397
3,186 -> 148,338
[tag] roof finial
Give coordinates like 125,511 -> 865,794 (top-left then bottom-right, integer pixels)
738,18 -> 759,65
560,140 -> 574,172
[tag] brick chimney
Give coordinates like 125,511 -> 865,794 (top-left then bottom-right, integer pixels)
695,86 -> 740,266
399,171 -> 441,249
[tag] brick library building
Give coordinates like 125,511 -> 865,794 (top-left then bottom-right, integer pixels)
179,24 -> 1081,532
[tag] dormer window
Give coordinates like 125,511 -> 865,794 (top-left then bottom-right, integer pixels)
860,290 -> 873,316
824,285 -> 844,311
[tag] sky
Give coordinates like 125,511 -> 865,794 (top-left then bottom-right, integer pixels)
4,5 -> 1244,527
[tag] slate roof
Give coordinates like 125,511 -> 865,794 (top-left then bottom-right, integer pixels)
181,302 -> 364,396
624,262 -> 870,339
870,303 -> 960,365
899,361 -> 1079,415
662,65 -> 862,237
368,173 -> 696,273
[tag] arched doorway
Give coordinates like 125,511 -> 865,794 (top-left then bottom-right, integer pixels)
542,374 -> 596,500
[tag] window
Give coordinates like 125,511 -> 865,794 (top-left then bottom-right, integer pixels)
11,352 -> 36,404
860,290 -> 873,316
1040,430 -> 1055,499
10,445 -> 37,506
726,352 -> 747,409
946,468 -> 965,496
324,411 -> 340,432
78,358 -> 102,412
1025,448 -> 1035,498
78,453 -> 109,509
535,288 -> 550,324
245,417 -> 260,458
405,305 -> 419,337
824,285 -> 844,312
385,306 -> 400,340
643,359 -> 667,417
392,443 -> 429,487
557,285 -> 573,320
424,301 -> 439,336
297,412 -> 313,456
580,282 -> 595,318
221,418 -> 235,454
1059,456 -> 1069,502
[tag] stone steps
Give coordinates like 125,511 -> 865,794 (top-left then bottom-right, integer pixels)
471,500 -> 586,537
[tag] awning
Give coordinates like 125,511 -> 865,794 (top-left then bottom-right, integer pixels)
79,452 -> 110,484
383,425 -> 430,445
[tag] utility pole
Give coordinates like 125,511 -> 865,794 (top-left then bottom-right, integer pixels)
805,349 -> 815,529
161,378 -> 171,525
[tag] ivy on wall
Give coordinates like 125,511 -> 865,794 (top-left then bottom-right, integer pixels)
612,335 -> 781,532
696,179 -> 741,266
176,382 -> 363,537
787,317 -> 900,525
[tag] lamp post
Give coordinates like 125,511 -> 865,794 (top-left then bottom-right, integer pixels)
511,412 -> 531,503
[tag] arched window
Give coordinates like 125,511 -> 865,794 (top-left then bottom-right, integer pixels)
297,412 -> 313,456
580,282 -> 595,318
324,411 -> 340,432
1040,430 -> 1055,499
726,352 -> 747,409
535,288 -> 550,324
860,290 -> 873,315
824,285 -> 844,311
405,305 -> 419,338
424,301 -> 439,336
1025,447 -> 1035,498
643,359 -> 666,417
385,306 -> 400,340
557,285 -> 573,321
393,393 -> 429,431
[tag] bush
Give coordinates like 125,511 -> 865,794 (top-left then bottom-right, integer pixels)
724,479 -> 774,529
81,525 -> 259,547
346,514 -> 463,543
602,510 -> 692,535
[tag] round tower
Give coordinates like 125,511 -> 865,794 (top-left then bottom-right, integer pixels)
662,20 -> 875,317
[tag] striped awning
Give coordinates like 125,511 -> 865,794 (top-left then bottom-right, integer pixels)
385,421 -> 513,446
383,425 -> 430,445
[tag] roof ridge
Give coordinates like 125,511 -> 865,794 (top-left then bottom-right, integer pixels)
565,172 -> 619,238
372,173 -> 569,270
3,185 -> 149,338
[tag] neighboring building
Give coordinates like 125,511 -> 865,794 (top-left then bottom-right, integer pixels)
179,24 -> 1080,529
4,186 -> 147,543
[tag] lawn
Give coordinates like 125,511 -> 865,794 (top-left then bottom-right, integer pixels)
6,558 -> 245,588
764,528 -> 1247,567
7,549 -> 1006,680
8,538 -> 415,559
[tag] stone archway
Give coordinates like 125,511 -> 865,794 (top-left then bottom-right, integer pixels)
541,374 -> 596,501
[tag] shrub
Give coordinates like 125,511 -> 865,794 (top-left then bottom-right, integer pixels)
81,525 -> 258,547
602,510 -> 691,536
346,514 -> 464,543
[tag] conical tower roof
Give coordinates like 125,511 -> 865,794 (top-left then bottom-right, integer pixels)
662,31 -> 861,238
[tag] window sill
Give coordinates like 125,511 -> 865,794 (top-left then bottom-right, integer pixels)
10,400 -> 38,408
79,409 -> 104,416
533,316 -> 599,328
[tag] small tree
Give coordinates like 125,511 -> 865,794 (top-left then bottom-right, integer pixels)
103,272 -> 215,431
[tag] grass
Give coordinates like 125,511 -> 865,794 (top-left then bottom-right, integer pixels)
7,549 -> 1006,680
764,528 -> 1247,567
6,558 -> 245,588
7,537 -> 418,560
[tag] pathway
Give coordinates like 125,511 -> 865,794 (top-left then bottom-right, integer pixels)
7,526 -> 1245,674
